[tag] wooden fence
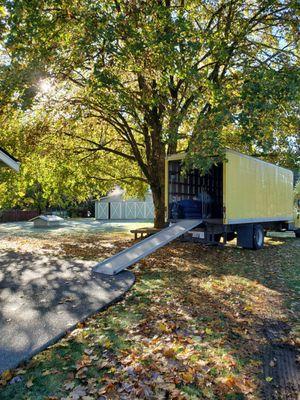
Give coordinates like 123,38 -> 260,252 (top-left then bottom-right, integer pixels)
0,210 -> 39,222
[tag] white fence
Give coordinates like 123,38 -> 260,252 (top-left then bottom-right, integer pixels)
95,201 -> 154,220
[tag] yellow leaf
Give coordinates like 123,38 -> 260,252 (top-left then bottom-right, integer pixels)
42,370 -> 52,376
104,339 -> 112,349
217,375 -> 237,389
202,387 -> 214,398
16,369 -> 27,375
1,370 -> 12,381
26,378 -> 34,388
205,328 -> 213,335
181,372 -> 194,383
163,347 -> 176,358
157,322 -> 170,333
225,375 -> 237,388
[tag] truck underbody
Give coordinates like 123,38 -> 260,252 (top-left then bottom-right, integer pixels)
180,219 -> 289,250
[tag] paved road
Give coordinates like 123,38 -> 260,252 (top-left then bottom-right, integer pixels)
0,251 -> 134,372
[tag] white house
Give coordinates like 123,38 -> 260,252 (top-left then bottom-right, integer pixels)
0,147 -> 20,172
95,187 -> 154,220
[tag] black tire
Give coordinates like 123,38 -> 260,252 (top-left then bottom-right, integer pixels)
253,224 -> 264,250
295,230 -> 300,238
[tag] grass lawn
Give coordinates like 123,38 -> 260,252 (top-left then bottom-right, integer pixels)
0,232 -> 299,399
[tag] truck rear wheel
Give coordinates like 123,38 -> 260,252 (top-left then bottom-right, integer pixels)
295,230 -> 300,238
253,224 -> 264,249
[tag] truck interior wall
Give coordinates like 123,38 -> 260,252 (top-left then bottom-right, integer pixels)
168,160 -> 223,219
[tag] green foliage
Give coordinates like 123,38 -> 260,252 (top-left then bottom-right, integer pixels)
0,106 -> 147,210
0,1 -> 299,222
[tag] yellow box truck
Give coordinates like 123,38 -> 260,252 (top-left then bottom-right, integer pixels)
165,149 -> 299,249
94,149 -> 299,275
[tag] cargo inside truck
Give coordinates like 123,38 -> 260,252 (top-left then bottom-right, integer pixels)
167,159 -> 223,221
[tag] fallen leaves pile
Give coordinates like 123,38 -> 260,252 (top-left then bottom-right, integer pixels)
0,233 -> 299,399
0,233 -> 129,258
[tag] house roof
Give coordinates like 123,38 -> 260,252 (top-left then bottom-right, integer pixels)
0,147 -> 20,172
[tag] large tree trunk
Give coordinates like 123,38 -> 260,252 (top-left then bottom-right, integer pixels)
149,153 -> 166,229
151,182 -> 165,228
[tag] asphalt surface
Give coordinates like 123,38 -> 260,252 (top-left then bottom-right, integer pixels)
0,218 -> 153,237
0,251 -> 135,372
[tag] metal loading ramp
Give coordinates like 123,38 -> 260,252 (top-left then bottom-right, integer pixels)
93,219 -> 202,275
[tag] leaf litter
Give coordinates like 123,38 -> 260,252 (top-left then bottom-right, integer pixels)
0,233 -> 299,399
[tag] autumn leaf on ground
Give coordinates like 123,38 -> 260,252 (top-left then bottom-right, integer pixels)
0,370 -> 13,385
103,339 -> 112,349
157,321 -> 171,333
163,347 -> 176,358
68,385 -> 87,400
75,354 -> 92,370
64,381 -> 75,391
181,371 -> 194,383
41,370 -> 52,376
26,378 -> 34,388
0,234 -> 298,400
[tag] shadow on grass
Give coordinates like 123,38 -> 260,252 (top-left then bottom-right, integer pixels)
1,235 -> 299,399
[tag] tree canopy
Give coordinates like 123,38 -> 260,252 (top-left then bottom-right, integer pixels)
0,104 -> 147,211
0,0 -> 299,226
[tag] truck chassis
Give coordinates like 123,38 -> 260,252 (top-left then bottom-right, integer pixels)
180,219 -> 292,250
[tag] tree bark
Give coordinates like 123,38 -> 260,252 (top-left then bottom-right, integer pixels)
151,183 -> 165,228
149,152 -> 166,229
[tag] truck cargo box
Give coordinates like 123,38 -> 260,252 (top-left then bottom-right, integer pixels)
165,149 -> 294,226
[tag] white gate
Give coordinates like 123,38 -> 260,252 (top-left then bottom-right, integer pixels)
110,202 -> 123,219
145,203 -> 154,219
125,202 -> 136,219
135,202 -> 145,219
96,202 -> 109,219
96,200 -> 154,220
